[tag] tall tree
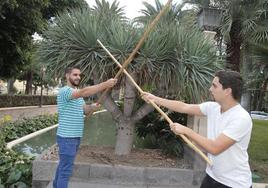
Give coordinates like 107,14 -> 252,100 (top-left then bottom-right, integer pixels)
187,0 -> 268,71
0,0 -> 86,94
38,0 -> 220,155
186,0 -> 268,111
245,40 -> 268,111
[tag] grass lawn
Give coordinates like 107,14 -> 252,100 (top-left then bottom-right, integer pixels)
249,119 -> 268,183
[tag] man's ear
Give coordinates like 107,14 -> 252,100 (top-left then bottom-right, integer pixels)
225,88 -> 232,96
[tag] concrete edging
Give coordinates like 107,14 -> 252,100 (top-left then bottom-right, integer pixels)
32,145 -> 199,188
32,114 -> 208,188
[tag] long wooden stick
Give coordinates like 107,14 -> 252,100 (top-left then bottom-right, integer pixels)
97,39 -> 212,166
87,0 -> 173,117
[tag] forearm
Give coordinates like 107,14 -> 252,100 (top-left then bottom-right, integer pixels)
184,128 -> 215,154
84,105 -> 91,115
77,82 -> 107,98
83,103 -> 100,115
183,127 -> 232,155
142,92 -> 203,115
154,96 -> 188,113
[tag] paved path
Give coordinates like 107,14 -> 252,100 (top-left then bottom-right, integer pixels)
253,183 -> 268,188
47,181 -> 199,188
47,181 -> 268,188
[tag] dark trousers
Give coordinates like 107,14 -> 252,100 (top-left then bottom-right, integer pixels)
200,174 -> 252,188
200,174 -> 231,188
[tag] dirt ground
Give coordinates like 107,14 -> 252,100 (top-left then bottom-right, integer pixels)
43,145 -> 192,169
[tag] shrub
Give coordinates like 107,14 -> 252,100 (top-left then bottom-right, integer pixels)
1,114 -> 58,143
0,114 -> 58,187
136,109 -> 187,158
0,95 -> 56,108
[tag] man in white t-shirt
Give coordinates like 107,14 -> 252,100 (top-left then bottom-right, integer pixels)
142,70 -> 252,188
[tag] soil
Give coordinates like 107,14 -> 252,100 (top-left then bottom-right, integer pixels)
43,145 -> 192,169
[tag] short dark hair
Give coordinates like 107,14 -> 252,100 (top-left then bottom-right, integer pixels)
65,66 -> 80,75
215,70 -> 243,101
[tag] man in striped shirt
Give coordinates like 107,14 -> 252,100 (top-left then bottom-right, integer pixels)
53,66 -> 117,188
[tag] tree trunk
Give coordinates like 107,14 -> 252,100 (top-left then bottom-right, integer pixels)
251,90 -> 258,110
226,20 -> 242,72
102,94 -> 123,122
7,78 -> 15,95
115,117 -> 135,155
113,73 -> 139,155
124,72 -> 137,117
241,92 -> 251,112
256,77 -> 268,111
25,71 -> 33,95
92,72 -> 154,155
92,74 -> 123,122
241,45 -> 253,111
34,85 -> 38,95
114,103 -> 154,155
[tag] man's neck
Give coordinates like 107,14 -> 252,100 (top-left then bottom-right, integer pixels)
67,82 -> 76,89
220,99 -> 239,113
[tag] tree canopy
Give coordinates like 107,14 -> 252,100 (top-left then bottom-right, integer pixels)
38,0 -> 221,155
0,0 -> 87,79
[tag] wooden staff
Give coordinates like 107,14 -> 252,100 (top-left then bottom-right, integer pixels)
87,0 -> 173,117
97,39 -> 212,166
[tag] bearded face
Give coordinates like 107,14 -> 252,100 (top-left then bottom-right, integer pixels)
66,68 -> 81,87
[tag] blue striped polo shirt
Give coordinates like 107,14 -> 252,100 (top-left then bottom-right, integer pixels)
56,86 -> 85,137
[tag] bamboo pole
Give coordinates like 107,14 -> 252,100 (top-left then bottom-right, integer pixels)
97,39 -> 212,166
87,0 -> 173,117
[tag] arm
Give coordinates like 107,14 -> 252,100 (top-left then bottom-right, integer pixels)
171,123 -> 235,155
71,78 -> 117,99
142,92 -> 203,116
83,103 -> 101,115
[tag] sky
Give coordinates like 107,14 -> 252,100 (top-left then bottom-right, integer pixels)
85,0 -> 183,19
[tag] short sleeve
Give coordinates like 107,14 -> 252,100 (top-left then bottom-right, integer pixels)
223,117 -> 252,142
59,87 -> 73,102
199,102 -> 217,116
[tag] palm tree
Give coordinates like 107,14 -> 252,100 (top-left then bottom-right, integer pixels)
246,40 -> 268,111
187,0 -> 268,71
38,0 -> 220,155
186,0 -> 268,110
219,0 -> 268,72
135,0 -> 185,24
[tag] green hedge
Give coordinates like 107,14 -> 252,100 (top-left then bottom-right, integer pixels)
0,95 -> 56,108
1,114 -> 58,143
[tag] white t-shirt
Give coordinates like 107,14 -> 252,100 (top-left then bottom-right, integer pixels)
199,102 -> 252,188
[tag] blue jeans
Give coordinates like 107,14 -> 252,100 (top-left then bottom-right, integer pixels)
53,136 -> 81,188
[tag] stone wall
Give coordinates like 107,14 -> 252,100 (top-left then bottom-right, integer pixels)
184,115 -> 208,186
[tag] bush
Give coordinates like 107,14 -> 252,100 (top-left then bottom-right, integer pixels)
0,114 -> 58,187
0,148 -> 33,188
136,109 -> 187,158
1,114 -> 58,143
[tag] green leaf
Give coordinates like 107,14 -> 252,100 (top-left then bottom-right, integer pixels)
6,170 -> 22,184
10,181 -> 27,188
